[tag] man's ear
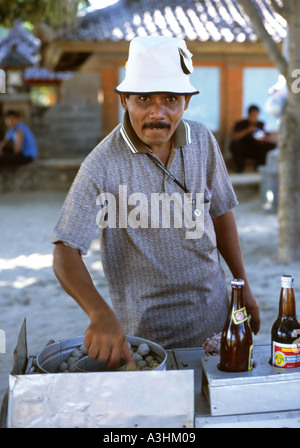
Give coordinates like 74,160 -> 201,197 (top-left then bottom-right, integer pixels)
184,95 -> 192,111
119,94 -> 128,110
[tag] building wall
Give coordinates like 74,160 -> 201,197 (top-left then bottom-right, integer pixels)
31,73 -> 101,159
31,103 -> 101,159
64,72 -> 100,106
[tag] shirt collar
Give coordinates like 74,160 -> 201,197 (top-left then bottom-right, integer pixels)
120,111 -> 191,154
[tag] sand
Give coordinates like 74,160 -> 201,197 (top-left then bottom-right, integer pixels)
1,188 -> 300,409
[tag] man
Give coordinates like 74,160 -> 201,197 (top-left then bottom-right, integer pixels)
52,36 -> 260,369
229,105 -> 276,173
0,110 -> 38,165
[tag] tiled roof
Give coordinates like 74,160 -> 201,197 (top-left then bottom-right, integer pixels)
0,45 -> 34,68
0,21 -> 40,67
61,0 -> 287,43
24,66 -> 73,81
0,22 -> 72,81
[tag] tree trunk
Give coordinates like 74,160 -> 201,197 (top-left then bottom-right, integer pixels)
278,99 -> 300,262
278,0 -> 300,262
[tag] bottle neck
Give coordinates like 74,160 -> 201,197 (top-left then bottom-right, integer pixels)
231,286 -> 245,310
279,287 -> 296,318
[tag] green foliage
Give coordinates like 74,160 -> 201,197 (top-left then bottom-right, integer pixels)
0,0 -> 90,27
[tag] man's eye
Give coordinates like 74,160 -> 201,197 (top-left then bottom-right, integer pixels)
139,96 -> 149,102
166,96 -> 176,102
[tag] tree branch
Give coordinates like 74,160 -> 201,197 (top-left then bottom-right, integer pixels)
237,0 -> 288,78
270,0 -> 291,20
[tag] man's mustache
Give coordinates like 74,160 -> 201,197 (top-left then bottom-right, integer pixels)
142,122 -> 171,130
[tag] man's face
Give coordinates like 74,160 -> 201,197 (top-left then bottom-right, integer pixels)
120,94 -> 191,150
5,115 -> 18,128
248,110 -> 259,124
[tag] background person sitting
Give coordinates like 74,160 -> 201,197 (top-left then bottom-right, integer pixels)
0,110 -> 38,166
229,105 -> 276,173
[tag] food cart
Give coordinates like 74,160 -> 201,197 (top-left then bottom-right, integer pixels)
1,320 -> 300,428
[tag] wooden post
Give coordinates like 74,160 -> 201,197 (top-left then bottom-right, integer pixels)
224,63 -> 243,137
100,63 -> 120,137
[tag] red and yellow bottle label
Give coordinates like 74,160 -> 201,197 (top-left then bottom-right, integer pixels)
272,341 -> 300,368
232,307 -> 248,324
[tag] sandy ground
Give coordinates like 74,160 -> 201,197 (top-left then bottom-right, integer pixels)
1,188 -> 300,409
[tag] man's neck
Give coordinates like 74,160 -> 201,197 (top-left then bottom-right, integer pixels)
149,137 -> 174,166
149,141 -> 174,166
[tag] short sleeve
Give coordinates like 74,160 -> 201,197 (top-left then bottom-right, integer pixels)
52,165 -> 100,255
206,131 -> 239,218
233,119 -> 252,133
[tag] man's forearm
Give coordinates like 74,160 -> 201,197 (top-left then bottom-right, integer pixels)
53,242 -> 109,319
53,242 -> 133,367
213,210 -> 248,283
13,129 -> 23,154
231,126 -> 254,142
213,209 -> 260,333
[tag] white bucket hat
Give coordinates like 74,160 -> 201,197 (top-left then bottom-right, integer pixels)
115,36 -> 199,96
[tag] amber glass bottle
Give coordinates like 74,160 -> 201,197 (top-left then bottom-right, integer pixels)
271,275 -> 300,368
219,279 -> 253,372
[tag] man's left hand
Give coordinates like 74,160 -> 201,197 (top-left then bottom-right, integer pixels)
244,285 -> 260,334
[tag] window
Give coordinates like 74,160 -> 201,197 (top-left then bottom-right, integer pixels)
184,67 -> 220,132
243,67 -> 280,132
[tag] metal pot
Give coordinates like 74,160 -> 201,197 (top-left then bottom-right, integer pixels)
75,356 -> 126,372
36,334 -> 167,373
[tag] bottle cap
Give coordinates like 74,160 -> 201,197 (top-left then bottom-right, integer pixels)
281,275 -> 294,288
231,279 -> 245,287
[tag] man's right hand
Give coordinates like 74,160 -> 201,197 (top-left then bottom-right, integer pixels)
53,243 -> 133,370
84,307 -> 133,370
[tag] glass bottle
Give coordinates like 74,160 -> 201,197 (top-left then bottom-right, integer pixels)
271,275 -> 300,368
219,279 -> 253,372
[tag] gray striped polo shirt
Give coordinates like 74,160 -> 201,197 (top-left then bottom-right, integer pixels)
52,112 -> 238,349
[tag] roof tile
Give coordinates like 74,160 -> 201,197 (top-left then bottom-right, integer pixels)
59,0 -> 287,43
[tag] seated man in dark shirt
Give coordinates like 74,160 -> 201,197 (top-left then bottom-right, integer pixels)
229,105 -> 276,173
